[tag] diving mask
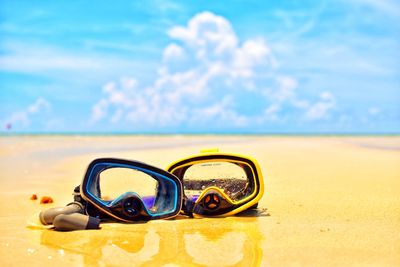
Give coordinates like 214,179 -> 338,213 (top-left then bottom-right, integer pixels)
166,149 -> 264,216
80,158 -> 183,222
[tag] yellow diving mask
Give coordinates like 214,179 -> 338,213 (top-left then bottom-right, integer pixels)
166,149 -> 264,216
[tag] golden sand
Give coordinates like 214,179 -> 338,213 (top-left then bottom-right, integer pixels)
0,136 -> 399,266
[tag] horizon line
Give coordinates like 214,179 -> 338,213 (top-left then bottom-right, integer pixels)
1,132 -> 399,137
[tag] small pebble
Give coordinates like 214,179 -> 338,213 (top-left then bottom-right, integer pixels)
30,194 -> 38,200
40,196 -> 54,204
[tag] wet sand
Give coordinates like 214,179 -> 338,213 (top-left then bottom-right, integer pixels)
0,135 -> 399,266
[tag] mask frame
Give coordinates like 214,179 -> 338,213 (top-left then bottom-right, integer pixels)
166,150 -> 264,216
81,158 -> 183,222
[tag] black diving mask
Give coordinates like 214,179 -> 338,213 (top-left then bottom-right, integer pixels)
80,158 -> 183,222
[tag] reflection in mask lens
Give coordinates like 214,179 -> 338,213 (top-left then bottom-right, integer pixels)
99,168 -> 157,209
88,165 -> 177,215
182,161 -> 252,202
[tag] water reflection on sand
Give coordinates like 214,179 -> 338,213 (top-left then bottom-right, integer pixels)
40,216 -> 263,266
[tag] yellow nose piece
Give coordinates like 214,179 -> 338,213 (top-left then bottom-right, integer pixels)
196,186 -> 234,205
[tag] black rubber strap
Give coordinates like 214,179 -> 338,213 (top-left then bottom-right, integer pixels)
183,199 -> 204,216
193,204 -> 204,214
86,216 -> 101,229
71,184 -> 109,220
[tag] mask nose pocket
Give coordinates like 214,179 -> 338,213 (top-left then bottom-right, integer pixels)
107,192 -> 150,220
203,193 -> 220,210
194,187 -> 235,215
121,194 -> 144,218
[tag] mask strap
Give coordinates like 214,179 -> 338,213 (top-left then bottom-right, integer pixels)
182,198 -> 205,217
72,185 -> 110,220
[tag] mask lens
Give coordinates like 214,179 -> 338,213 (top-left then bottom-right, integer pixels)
181,161 -> 254,202
88,163 -> 178,215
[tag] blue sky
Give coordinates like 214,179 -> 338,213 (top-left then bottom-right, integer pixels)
0,0 -> 399,133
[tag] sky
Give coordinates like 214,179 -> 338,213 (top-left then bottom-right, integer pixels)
0,0 -> 399,133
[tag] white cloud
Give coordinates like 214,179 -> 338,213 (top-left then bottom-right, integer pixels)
91,99 -> 109,122
263,104 -> 281,121
91,12 -> 276,128
0,42 -> 102,73
27,98 -> 50,113
90,11 -> 337,129
190,95 -> 248,127
90,78 -> 140,123
304,91 -> 336,120
163,43 -> 185,62
231,39 -> 272,78
168,11 -> 238,57
3,97 -> 51,129
0,42 -> 149,82
167,11 -> 272,78
274,76 -> 298,101
261,77 -> 337,122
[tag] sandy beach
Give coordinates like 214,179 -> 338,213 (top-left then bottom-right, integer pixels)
0,135 -> 399,266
